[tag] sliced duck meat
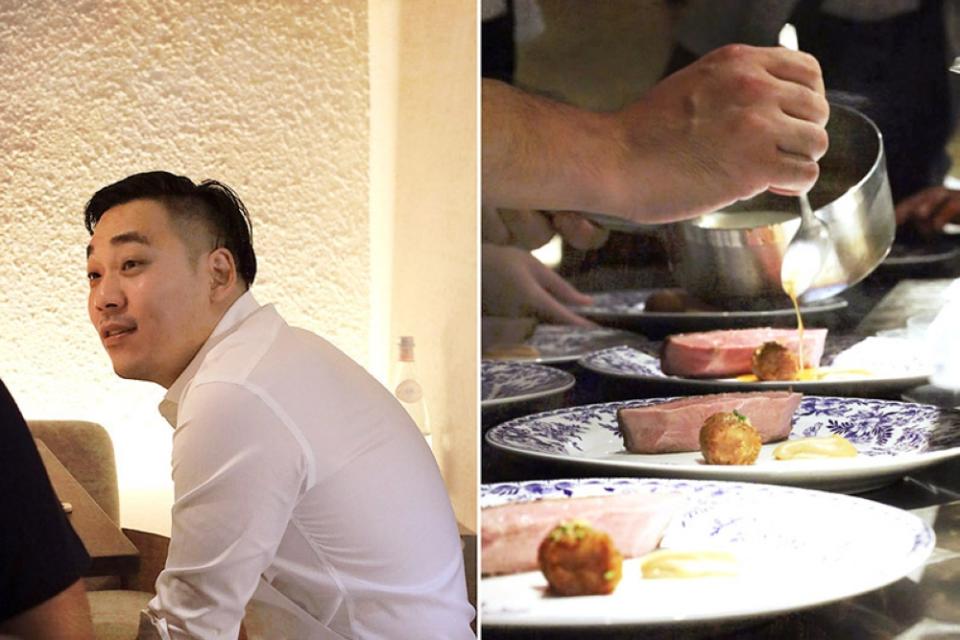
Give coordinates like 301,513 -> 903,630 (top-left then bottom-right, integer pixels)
661,327 -> 827,378
481,491 -> 681,576
618,391 -> 802,454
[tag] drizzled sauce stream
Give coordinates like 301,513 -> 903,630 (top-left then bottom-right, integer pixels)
782,280 -> 805,372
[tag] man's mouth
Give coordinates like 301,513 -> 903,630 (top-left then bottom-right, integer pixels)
101,323 -> 137,344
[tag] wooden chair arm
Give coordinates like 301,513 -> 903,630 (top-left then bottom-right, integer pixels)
118,529 -> 250,639
119,528 -> 170,593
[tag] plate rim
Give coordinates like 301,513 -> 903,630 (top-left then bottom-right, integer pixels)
480,476 -> 935,628
481,360 -> 576,408
509,325 -> 647,365
881,244 -> 960,267
483,396 -> 960,490
577,345 -> 930,392
575,289 -> 848,320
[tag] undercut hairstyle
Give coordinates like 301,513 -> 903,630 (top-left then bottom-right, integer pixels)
83,171 -> 257,287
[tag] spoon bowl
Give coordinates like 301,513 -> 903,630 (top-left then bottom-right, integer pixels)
781,193 -> 831,297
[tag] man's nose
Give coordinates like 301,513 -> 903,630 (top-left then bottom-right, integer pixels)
93,272 -> 125,311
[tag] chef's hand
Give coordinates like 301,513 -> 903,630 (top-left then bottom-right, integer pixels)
613,44 -> 830,219
482,244 -> 596,326
895,186 -> 960,235
483,45 -> 829,224
482,206 -> 610,250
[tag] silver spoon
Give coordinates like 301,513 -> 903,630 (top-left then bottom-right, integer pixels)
780,192 -> 830,297
776,35 -> 832,298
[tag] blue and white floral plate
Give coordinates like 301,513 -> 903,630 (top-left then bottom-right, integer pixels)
481,477 -> 934,628
485,324 -> 652,364
485,396 -> 960,492
572,289 -> 847,334
481,360 -> 575,409
579,341 -> 930,396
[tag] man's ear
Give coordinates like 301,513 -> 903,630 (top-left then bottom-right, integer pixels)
207,248 -> 238,301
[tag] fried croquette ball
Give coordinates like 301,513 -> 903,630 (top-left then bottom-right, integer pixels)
751,341 -> 800,381
644,289 -> 717,313
538,520 -> 623,596
644,289 -> 689,313
699,410 -> 762,465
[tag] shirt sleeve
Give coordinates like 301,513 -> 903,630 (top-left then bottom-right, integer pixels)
147,381 -> 310,639
0,380 -> 91,622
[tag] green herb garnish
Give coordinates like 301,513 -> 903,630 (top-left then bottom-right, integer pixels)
548,519 -> 592,542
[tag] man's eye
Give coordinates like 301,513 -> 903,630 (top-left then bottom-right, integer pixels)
87,271 -> 100,282
122,260 -> 140,270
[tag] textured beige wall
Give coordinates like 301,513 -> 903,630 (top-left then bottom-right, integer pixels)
385,0 -> 478,530
0,0 -> 369,534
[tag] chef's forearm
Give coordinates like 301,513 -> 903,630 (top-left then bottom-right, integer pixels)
481,79 -> 628,218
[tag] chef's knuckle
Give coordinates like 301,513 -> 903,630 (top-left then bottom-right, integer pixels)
813,127 -> 829,158
712,43 -> 751,64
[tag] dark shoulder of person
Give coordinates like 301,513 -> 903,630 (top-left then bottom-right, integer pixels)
481,0 -> 515,82
0,379 -> 90,622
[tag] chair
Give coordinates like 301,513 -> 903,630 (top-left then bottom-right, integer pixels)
27,420 -> 166,640
27,421 -> 120,529
461,529 -> 478,634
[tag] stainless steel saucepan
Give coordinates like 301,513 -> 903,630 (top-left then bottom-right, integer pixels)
587,104 -> 895,309
667,104 -> 894,308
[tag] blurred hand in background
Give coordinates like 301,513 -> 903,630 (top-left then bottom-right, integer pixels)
482,206 -> 609,251
481,244 -> 594,326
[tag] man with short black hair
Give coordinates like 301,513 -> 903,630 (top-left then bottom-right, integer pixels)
85,171 -> 474,639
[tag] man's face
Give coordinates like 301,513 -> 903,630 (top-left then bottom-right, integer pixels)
86,199 -> 216,388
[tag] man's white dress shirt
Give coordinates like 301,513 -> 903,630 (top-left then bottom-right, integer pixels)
142,292 -> 474,639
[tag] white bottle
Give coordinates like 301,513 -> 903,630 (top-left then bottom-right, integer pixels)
393,336 -> 432,449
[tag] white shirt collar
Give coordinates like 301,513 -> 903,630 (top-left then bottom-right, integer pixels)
158,290 -> 262,427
